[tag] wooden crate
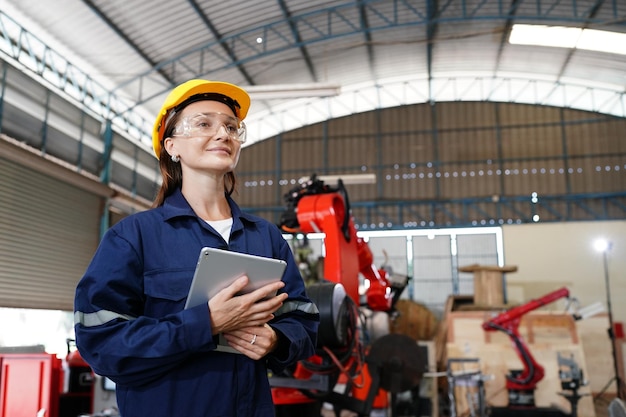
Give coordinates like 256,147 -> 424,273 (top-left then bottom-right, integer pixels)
458,264 -> 518,307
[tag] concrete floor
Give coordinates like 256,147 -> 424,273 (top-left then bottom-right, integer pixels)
319,395 -> 620,417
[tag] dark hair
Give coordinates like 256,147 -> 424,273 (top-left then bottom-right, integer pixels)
152,107 -> 237,207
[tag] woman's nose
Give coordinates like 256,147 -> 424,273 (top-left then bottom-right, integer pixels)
213,124 -> 230,140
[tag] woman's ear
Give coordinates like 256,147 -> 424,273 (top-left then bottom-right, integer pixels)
163,137 -> 175,158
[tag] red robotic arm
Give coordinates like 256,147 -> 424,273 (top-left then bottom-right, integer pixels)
482,287 -> 570,393
272,175 -> 403,414
280,175 -> 393,310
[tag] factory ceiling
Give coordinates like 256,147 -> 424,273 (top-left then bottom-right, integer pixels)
0,0 -> 625,154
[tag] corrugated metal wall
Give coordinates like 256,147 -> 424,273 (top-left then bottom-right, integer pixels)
237,101 -> 626,226
0,157 -> 101,310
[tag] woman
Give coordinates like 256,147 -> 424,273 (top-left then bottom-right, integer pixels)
74,79 -> 319,417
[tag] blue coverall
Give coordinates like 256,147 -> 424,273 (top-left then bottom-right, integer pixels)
74,188 -> 319,417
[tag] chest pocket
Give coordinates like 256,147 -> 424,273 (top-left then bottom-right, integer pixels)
143,269 -> 194,317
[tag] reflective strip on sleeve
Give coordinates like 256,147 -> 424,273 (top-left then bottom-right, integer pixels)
74,310 -> 137,327
274,300 -> 319,317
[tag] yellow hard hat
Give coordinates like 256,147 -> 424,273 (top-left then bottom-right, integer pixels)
151,79 -> 251,158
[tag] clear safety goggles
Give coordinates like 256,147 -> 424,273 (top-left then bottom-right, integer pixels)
172,112 -> 247,143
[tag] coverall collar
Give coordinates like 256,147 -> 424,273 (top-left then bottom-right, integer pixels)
161,187 -> 263,232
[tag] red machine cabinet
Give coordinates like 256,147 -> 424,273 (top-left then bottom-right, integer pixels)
0,353 -> 62,417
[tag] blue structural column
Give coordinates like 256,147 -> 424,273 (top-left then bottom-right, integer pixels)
0,64 -> 6,133
99,120 -> 114,239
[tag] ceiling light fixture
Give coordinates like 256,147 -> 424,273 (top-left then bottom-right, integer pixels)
509,24 -> 626,56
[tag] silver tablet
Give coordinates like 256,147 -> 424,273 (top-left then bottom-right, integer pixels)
184,247 -> 287,309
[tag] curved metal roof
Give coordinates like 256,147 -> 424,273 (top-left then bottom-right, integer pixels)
0,0 -> 625,151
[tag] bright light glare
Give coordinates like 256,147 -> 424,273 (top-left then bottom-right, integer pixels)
593,238 -> 610,253
510,24 -> 626,56
579,29 -> 626,55
510,24 -> 581,48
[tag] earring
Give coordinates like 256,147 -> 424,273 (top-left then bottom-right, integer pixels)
171,154 -> 180,163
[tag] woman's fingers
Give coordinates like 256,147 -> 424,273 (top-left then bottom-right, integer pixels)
222,324 -> 277,359
246,280 -> 286,302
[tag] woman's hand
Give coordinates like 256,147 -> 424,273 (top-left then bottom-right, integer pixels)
222,323 -> 279,359
208,276 -> 287,335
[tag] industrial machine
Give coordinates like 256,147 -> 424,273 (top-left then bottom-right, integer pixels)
0,339 -> 100,417
271,174 -> 424,417
556,352 -> 589,417
482,287 -> 588,417
482,287 -> 571,407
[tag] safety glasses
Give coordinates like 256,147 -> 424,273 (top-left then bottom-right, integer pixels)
172,112 -> 247,143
